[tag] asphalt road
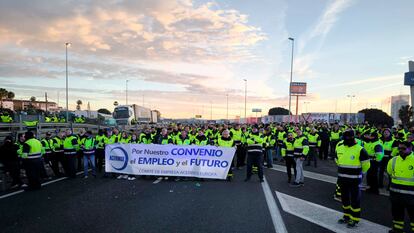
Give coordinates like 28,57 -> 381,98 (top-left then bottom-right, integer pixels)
0,159 -> 396,233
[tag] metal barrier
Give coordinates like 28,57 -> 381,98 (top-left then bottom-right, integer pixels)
0,122 -> 106,141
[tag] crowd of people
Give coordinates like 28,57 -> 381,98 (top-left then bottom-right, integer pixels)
1,121 -> 414,232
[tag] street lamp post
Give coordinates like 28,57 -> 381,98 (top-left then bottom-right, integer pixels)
65,42 -> 71,123
288,37 -> 294,122
126,80 -> 129,105
243,79 -> 247,120
347,95 -> 355,123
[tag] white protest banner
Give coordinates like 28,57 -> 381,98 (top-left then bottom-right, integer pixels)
105,144 -> 236,180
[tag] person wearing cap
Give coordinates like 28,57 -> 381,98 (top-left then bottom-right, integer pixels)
21,131 -> 44,190
336,130 -> 370,228
387,141 -> 414,233
244,125 -> 264,182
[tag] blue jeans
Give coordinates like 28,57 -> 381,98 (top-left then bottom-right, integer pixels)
266,148 -> 274,167
83,154 -> 96,176
275,146 -> 282,160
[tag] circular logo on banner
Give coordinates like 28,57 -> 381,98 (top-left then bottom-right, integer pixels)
409,165 -> 413,170
109,147 -> 129,171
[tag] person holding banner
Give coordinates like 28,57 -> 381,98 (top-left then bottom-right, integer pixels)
176,130 -> 191,145
155,128 -> 173,145
245,126 -> 264,182
193,129 -> 209,146
218,129 -> 235,181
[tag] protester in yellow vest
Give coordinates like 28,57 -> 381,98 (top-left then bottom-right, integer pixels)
218,129 -> 235,181
387,141 -> 414,233
21,131 -> 44,190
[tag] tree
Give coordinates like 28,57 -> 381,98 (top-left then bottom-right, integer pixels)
97,108 -> 111,115
398,105 -> 412,126
7,91 -> 15,99
0,88 -> 8,108
358,108 -> 394,126
268,107 -> 291,115
76,100 -> 82,110
30,96 -> 36,102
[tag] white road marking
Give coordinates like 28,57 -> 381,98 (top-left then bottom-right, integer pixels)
270,165 -> 390,196
0,170 -> 84,200
262,176 -> 288,233
153,177 -> 163,184
276,191 -> 390,233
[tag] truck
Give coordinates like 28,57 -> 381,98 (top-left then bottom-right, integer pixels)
113,104 -> 154,125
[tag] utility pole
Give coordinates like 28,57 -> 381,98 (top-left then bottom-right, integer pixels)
243,79 -> 247,120
288,37 -> 295,122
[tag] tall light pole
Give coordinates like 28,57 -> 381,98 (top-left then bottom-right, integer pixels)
347,94 -> 355,123
288,37 -> 294,122
126,80 -> 129,105
226,93 -> 229,120
243,79 -> 247,120
65,42 -> 71,123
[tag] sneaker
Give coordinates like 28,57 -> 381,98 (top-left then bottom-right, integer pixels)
21,184 -> 28,188
346,220 -> 358,228
117,175 -> 123,179
164,177 -> 169,180
127,177 -> 136,181
84,176 -> 88,179
337,218 -> 349,224
122,175 -> 129,179
290,182 -> 301,187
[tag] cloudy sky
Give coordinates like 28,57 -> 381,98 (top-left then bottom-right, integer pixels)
0,0 -> 413,119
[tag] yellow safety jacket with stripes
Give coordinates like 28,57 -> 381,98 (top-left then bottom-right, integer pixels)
336,142 -> 370,179
22,138 -> 43,159
387,153 -> 414,195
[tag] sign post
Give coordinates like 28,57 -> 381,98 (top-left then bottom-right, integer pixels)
290,82 -> 307,122
404,61 -> 414,116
